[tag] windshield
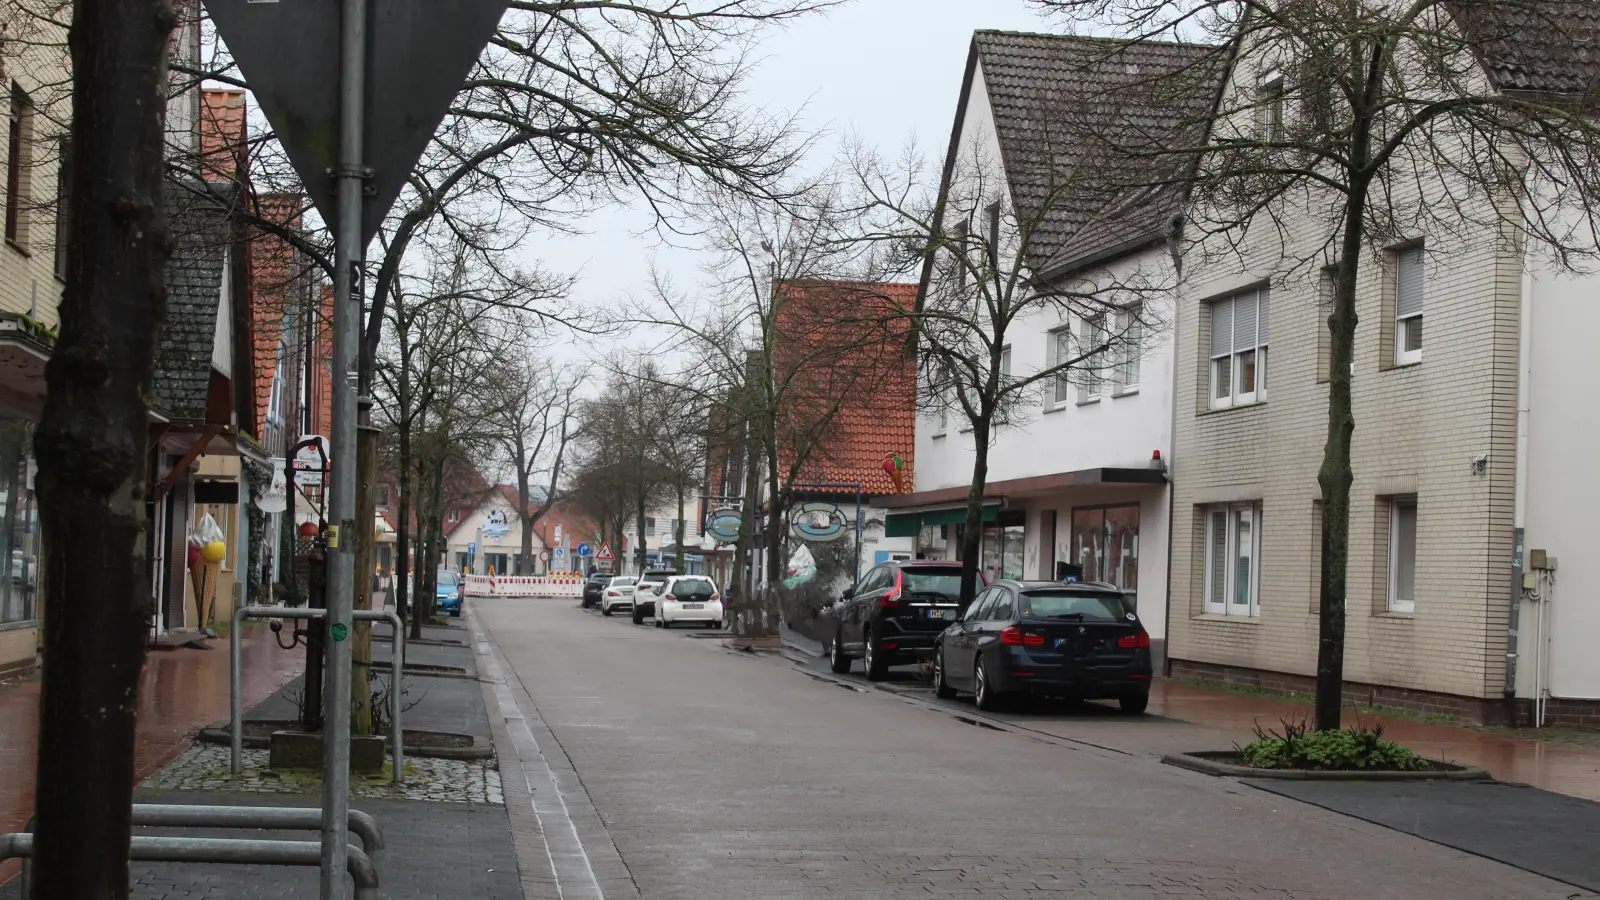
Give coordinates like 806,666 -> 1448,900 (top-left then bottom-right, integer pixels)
436,572 -> 458,587
1020,591 -> 1130,621
901,568 -> 962,597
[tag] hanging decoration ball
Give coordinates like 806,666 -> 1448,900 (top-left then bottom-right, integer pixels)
299,521 -> 320,539
202,540 -> 227,563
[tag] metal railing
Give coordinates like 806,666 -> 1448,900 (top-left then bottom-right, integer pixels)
232,606 -> 405,781
2,833 -> 380,900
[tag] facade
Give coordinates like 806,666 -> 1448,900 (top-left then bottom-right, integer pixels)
1164,3 -> 1600,724
886,32 -> 1218,664
0,5 -> 69,675
445,485 -> 599,576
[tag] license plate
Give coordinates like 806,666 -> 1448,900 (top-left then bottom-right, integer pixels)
684,603 -> 704,610
927,608 -> 956,620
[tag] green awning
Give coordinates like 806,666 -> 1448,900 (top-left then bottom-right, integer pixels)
885,504 -> 999,538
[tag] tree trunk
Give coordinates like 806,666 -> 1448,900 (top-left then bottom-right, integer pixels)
351,425 -> 379,736
517,462 -> 532,575
1315,180 -> 1370,731
395,448 -> 412,624
635,494 -> 648,573
31,2 -> 172,896
674,480 -> 686,573
411,459 -> 445,640
958,418 -> 992,607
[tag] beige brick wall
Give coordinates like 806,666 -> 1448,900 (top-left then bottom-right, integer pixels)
0,7 -> 70,329
1169,199 -> 1521,701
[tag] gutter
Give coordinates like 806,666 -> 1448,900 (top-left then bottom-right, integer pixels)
1506,250 -> 1534,720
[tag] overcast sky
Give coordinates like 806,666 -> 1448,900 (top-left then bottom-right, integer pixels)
536,0 -> 1055,350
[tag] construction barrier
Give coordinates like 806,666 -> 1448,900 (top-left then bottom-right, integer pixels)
463,574 -> 583,598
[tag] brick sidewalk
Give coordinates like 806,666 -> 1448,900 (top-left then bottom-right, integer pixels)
0,626 -> 304,883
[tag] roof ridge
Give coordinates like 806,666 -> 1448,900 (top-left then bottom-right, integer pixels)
972,28 -> 1212,51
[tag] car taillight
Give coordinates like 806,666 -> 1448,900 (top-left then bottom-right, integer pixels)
665,593 -> 676,601
606,590 -> 618,597
1118,631 -> 1152,649
1000,626 -> 1045,647
880,571 -> 904,608
711,593 -> 721,601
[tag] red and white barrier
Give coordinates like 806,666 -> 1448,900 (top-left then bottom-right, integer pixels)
463,574 -> 583,598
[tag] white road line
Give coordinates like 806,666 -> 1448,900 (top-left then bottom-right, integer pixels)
470,610 -> 605,900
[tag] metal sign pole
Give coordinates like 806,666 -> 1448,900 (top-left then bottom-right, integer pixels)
320,0 -> 368,895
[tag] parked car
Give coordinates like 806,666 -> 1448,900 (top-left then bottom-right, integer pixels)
630,568 -> 678,624
601,575 -> 638,616
435,570 -> 464,617
829,561 -> 979,681
654,575 -> 723,629
932,580 -> 1151,714
581,573 -> 614,609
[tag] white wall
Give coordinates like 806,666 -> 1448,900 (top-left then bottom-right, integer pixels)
1521,255 -> 1600,699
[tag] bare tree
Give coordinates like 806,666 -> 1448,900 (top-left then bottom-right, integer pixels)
29,0 -> 171,894
488,356 -> 585,574
1034,0 -> 1600,728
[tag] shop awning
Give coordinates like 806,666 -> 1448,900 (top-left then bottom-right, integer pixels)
885,503 -> 1000,538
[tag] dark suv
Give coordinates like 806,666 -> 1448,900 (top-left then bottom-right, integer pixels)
828,561 -> 980,680
581,573 -> 613,608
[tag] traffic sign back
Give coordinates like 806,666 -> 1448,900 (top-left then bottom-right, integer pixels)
206,0 -> 512,244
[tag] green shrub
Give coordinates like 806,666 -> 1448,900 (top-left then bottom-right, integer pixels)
1240,718 -> 1429,771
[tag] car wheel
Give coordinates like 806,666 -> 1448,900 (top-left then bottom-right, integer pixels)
828,627 -> 851,674
863,629 -> 888,682
1119,691 -> 1150,715
451,609 -> 462,618
632,608 -> 643,625
974,655 -> 1002,711
602,605 -> 612,617
933,645 -> 957,699
655,615 -> 665,628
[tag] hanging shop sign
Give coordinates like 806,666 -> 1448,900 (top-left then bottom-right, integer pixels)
789,501 -> 849,543
705,508 -> 744,544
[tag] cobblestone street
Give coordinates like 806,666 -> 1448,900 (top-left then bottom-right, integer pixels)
473,598 -> 1598,900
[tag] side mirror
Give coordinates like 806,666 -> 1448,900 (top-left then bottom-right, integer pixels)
841,587 -> 855,600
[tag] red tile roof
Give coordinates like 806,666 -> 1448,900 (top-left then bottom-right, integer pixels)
200,90 -> 246,183
249,194 -> 303,438
774,280 -> 918,497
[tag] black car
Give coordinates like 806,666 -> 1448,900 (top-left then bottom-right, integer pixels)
829,561 -> 977,681
581,573 -> 614,608
629,568 -> 678,623
932,580 -> 1151,714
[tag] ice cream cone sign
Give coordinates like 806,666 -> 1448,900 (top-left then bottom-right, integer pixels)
882,454 -> 906,492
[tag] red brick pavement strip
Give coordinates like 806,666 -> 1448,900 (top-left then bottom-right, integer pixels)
0,626 -> 304,884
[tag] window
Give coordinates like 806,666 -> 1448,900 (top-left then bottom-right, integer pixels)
985,201 -> 1001,267
1387,498 -> 1417,612
1078,317 -> 1107,403
951,220 -> 969,290
6,85 -> 32,246
0,421 -> 36,625
1020,590 -> 1130,621
966,588 -> 997,621
1394,246 -> 1423,364
999,344 -> 1012,385
1047,327 -> 1072,407
1070,504 -> 1140,605
375,484 -> 391,510
1116,306 -> 1142,390
987,589 -> 1015,621
934,403 -> 948,435
53,137 -> 69,278
1208,287 -> 1269,409
1257,75 -> 1285,143
1316,267 -> 1335,383
448,508 -> 461,523
645,516 -> 656,532
1202,502 -> 1261,616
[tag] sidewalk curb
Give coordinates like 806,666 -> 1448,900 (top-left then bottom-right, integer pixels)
1162,752 -> 1495,781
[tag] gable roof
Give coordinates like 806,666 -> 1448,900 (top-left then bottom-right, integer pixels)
154,184 -> 234,421
1447,1 -> 1600,98
966,31 -> 1224,276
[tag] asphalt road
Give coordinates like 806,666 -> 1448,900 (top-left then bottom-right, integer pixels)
472,597 -> 1593,900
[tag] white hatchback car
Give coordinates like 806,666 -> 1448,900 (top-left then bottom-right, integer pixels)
654,575 -> 724,629
600,575 -> 639,616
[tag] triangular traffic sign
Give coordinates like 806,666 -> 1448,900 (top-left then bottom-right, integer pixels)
204,0 -> 511,245
595,542 -> 615,561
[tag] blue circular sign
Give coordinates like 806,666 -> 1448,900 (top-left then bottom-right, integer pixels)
577,542 -> 592,557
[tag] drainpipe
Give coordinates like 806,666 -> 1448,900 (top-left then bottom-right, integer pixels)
1161,213 -> 1183,678
1505,256 -> 1534,724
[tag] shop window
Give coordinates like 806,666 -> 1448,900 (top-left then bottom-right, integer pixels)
979,511 -> 1026,581
1069,504 -> 1140,608
0,421 -> 38,625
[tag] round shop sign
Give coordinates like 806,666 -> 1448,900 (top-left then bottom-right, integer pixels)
789,501 -> 849,543
705,508 -> 743,544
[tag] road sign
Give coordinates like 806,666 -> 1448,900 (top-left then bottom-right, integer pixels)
553,547 -> 566,559
577,542 -> 592,558
596,542 -> 615,561
539,550 -> 551,562
206,0 -> 513,244
467,542 -> 476,555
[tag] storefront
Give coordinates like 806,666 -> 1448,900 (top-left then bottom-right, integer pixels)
0,419 -> 38,676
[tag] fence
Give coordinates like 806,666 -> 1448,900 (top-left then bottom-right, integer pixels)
463,574 -> 583,598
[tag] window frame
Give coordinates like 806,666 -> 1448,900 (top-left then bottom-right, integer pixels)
1257,73 -> 1286,144
1202,501 -> 1262,617
6,84 -> 32,248
1078,316 -> 1107,404
1394,245 -> 1424,366
1048,326 -> 1072,408
1115,305 -> 1143,392
1386,497 -> 1418,613
1207,287 -> 1270,410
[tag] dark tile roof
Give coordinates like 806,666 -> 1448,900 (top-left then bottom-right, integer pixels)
969,31 -> 1225,276
1447,1 -> 1600,97
153,182 -> 234,421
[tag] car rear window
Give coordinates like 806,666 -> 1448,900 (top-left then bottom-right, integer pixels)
901,568 -> 962,597
673,579 -> 715,597
1020,591 -> 1130,621
612,577 -> 636,586
437,572 -> 458,586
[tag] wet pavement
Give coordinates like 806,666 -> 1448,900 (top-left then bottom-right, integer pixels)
782,625 -> 1600,804
0,625 -> 303,883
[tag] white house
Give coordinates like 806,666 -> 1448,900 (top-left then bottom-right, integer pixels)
883,31 -> 1220,665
